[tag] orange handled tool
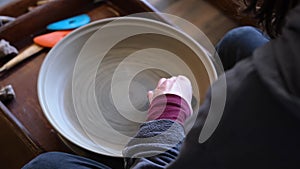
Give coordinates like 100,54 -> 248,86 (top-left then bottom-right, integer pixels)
0,30 -> 72,74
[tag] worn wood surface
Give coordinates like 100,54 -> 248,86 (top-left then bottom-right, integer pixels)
206,0 -> 257,26
0,0 -> 160,168
147,0 -> 239,44
0,0 -> 97,49
0,0 -> 38,17
0,101 -> 41,168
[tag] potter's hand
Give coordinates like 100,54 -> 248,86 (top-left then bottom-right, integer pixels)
148,75 -> 193,110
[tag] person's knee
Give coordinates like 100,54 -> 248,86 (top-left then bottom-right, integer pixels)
218,26 -> 261,48
216,26 -> 269,70
22,152 -> 66,169
226,26 -> 260,38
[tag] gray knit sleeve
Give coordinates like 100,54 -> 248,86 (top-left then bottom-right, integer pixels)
123,120 -> 185,169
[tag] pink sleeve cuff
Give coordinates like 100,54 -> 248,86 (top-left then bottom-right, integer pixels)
146,94 -> 192,126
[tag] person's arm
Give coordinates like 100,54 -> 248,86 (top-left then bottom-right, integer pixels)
123,76 -> 193,169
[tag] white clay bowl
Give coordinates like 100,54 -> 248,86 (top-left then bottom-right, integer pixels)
38,17 -> 218,157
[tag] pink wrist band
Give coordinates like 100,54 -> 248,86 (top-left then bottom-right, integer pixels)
146,94 -> 192,126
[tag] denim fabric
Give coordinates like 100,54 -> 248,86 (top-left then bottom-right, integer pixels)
216,26 -> 270,70
22,152 -> 111,169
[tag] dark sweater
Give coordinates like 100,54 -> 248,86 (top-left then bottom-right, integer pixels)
124,3 -> 300,169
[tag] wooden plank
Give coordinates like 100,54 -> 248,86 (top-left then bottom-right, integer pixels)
109,0 -> 154,14
146,0 -> 238,44
0,101 -> 42,154
0,0 -> 39,17
0,101 -> 41,168
205,0 -> 257,26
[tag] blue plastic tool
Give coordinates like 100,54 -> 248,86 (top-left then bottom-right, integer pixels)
47,14 -> 91,30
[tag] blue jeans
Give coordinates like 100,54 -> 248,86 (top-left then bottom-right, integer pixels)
22,152 -> 111,169
216,26 -> 270,70
21,26 -> 270,169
